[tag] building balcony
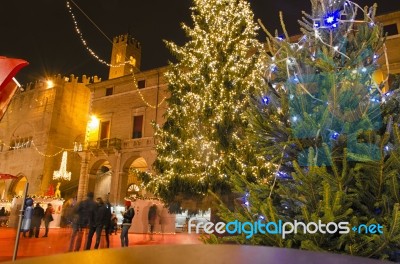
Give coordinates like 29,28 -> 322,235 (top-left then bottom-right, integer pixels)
122,137 -> 155,150
85,137 -> 155,155
87,138 -> 122,151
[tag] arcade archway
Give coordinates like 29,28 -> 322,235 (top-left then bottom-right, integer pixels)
124,157 -> 148,199
88,159 -> 113,200
10,175 -> 27,197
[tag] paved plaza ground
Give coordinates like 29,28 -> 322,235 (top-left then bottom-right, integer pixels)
0,227 -> 202,262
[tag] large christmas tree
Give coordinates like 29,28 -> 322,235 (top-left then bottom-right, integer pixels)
141,0 -> 268,212
211,0 -> 400,260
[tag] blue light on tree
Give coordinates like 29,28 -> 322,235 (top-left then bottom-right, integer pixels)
276,171 -> 292,180
241,191 -> 250,210
331,131 -> 340,140
323,10 -> 341,29
262,96 -> 270,105
314,20 -> 321,28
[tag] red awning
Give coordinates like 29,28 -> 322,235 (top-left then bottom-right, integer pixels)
0,173 -> 18,180
0,57 -> 28,90
0,57 -> 29,120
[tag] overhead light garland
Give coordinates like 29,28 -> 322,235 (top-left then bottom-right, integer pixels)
32,141 -> 66,158
66,0 -> 167,109
0,139 -> 76,158
130,73 -> 167,109
66,0 -> 126,68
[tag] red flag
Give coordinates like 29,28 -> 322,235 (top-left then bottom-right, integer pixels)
0,57 -> 29,119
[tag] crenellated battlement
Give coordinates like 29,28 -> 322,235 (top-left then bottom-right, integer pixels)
113,34 -> 141,49
22,74 -> 101,91
109,33 -> 142,79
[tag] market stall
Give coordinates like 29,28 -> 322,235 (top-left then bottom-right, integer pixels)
8,197 -> 64,228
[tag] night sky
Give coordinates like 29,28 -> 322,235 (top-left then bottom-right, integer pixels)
0,0 -> 396,85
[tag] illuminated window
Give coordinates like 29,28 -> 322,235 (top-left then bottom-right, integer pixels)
100,121 -> 110,140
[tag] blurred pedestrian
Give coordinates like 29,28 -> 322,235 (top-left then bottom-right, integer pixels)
0,207 -> 5,216
111,212 -> 118,235
42,203 -> 54,237
85,197 -> 108,250
68,192 -> 96,251
21,198 -> 34,237
103,197 -> 112,248
0,207 -> 6,226
121,200 -> 134,247
148,203 -> 158,240
29,202 -> 44,238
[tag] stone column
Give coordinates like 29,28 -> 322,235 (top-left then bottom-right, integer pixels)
117,172 -> 129,205
110,171 -> 128,206
109,152 -> 122,205
77,151 -> 90,202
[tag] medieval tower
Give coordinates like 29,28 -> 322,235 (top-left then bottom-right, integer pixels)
109,34 -> 142,79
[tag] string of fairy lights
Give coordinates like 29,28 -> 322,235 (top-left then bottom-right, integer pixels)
253,0 -> 393,199
66,0 -> 125,68
129,71 -> 167,109
66,0 -> 167,109
261,0 -> 389,100
141,0 -> 275,195
36,0 -> 395,209
0,139 -> 74,158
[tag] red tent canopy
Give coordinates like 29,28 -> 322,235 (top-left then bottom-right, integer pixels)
0,173 -> 18,180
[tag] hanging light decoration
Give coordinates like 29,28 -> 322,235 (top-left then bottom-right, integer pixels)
53,151 -> 72,181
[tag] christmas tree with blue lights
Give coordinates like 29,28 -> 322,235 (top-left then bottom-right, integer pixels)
212,0 -> 400,260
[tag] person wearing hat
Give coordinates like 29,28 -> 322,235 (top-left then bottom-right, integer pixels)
42,203 -> 54,237
120,200 -> 134,247
21,198 -> 34,237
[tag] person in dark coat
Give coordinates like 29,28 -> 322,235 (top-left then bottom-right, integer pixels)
29,203 -> 44,238
85,197 -> 108,250
103,198 -> 112,248
148,203 -> 158,240
68,192 -> 97,251
111,212 -> 118,235
120,200 -> 134,247
0,207 -> 6,226
0,207 -> 5,216
42,203 -> 54,237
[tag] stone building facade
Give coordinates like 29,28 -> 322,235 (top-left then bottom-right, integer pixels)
75,34 -> 169,206
376,11 -> 400,87
0,75 -> 92,199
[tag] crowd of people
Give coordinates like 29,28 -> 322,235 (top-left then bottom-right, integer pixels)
68,192 -> 131,251
17,193 -> 165,250
0,206 -> 10,226
67,193 -> 166,250
20,200 -> 54,238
